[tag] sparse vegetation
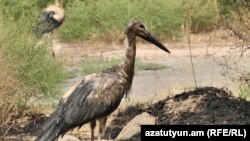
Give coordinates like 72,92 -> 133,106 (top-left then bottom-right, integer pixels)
81,56 -> 167,74
219,0 -> 250,99
135,60 -> 167,71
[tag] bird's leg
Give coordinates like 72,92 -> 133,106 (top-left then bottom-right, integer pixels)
90,120 -> 96,141
51,46 -> 56,58
98,116 -> 107,141
48,31 -> 56,58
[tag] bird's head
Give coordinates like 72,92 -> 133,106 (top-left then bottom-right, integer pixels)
125,21 -> 170,53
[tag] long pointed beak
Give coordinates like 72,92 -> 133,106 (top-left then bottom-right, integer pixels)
139,32 -> 170,53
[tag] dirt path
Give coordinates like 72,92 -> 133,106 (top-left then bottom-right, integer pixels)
54,40 -> 250,100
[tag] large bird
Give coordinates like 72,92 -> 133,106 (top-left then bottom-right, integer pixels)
35,0 -> 65,38
36,21 -> 170,141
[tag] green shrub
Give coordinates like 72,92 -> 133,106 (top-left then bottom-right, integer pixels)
240,85 -> 250,101
60,0 -> 185,41
218,0 -> 250,17
181,0 -> 219,33
0,1 -> 69,97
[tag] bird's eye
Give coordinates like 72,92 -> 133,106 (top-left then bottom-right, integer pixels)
139,24 -> 145,29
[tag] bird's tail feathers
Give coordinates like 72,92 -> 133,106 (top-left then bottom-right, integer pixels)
36,112 -> 66,141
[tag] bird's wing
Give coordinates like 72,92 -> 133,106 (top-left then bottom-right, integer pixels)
37,70 -> 126,139
50,69 -> 126,131
37,76 -> 95,140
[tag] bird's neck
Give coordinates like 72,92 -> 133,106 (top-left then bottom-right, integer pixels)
121,34 -> 136,77
55,0 -> 60,6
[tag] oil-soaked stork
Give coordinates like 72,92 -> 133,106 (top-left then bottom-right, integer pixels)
36,21 -> 170,141
35,0 -> 65,57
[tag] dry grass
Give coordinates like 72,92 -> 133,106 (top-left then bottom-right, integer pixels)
0,51 -> 32,136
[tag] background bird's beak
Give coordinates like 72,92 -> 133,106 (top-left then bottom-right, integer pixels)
138,31 -> 170,53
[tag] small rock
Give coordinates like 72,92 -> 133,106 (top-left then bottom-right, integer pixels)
58,135 -> 80,141
116,112 -> 155,140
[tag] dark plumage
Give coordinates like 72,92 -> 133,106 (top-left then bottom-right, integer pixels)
36,21 -> 170,141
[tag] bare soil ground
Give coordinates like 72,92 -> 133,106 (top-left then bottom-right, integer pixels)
4,87 -> 250,141
103,87 -> 250,141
